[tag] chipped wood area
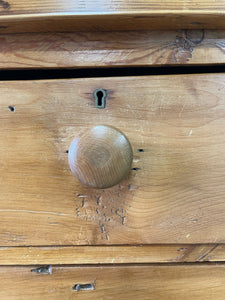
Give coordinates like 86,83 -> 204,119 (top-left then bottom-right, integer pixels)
0,244 -> 224,265
1,264 -> 225,299
0,30 -> 224,69
75,183 -> 135,241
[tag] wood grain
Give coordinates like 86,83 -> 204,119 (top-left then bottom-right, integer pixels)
0,30 -> 223,69
0,245 -> 224,265
1,74 -> 225,245
68,125 -> 133,188
0,1 -> 225,32
1,0 -> 225,14
1,264 -> 225,299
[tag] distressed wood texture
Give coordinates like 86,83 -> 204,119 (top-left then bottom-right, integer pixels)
0,1 -> 225,32
0,244 -> 224,265
0,30 -> 224,69
1,74 -> 225,246
1,264 -> 225,299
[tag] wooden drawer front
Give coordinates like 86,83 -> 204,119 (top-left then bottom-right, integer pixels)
0,74 -> 225,245
0,30 -> 224,69
1,264 -> 225,299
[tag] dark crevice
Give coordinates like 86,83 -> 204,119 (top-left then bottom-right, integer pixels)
0,65 -> 224,81
132,167 -> 140,171
8,105 -> 15,112
73,283 -> 95,291
31,265 -> 52,274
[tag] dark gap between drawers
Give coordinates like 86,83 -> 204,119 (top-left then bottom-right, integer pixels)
0,65 -> 224,80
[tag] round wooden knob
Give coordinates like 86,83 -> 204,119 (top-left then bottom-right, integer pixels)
68,125 -> 133,189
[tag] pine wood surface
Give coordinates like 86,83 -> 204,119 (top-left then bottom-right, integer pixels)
0,30 -> 224,69
0,1 -> 224,32
1,74 -> 225,246
1,0 -> 225,15
0,244 -> 224,265
1,264 -> 225,299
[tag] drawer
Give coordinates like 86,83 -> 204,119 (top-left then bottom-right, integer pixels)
0,264 -> 225,299
0,30 -> 224,69
1,74 -> 225,246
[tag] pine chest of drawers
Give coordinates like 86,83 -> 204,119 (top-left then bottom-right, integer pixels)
0,1 -> 225,299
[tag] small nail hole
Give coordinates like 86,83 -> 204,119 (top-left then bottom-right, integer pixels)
137,149 -> 144,152
94,89 -> 106,108
8,106 -> 15,112
132,167 -> 140,171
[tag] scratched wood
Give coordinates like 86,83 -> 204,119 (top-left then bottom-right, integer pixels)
0,245 -> 223,265
0,0 -> 224,32
1,74 -> 225,246
0,30 -> 224,69
1,264 -> 225,299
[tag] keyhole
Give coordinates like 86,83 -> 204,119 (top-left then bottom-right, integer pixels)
94,89 -> 106,108
97,91 -> 103,106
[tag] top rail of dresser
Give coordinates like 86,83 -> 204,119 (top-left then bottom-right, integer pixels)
0,0 -> 225,33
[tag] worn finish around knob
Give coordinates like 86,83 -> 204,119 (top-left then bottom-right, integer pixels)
68,125 -> 133,189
